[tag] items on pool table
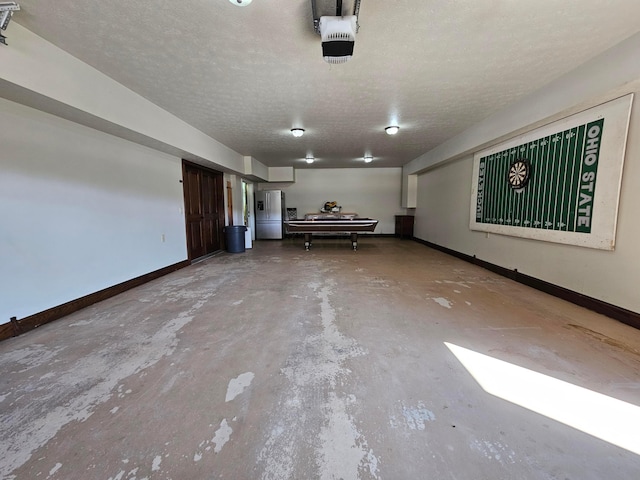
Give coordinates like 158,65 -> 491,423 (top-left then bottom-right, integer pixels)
284,214 -> 378,250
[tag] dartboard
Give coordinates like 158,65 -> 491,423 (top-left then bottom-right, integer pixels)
508,159 -> 530,189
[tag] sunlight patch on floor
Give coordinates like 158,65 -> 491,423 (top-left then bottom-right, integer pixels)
445,342 -> 640,456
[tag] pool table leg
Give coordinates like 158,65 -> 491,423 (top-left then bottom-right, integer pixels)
351,232 -> 358,251
304,233 -> 312,251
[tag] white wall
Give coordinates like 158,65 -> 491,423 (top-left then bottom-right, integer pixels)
404,31 -> 640,176
1,23 -> 247,176
414,91 -> 640,313
266,168 -> 403,234
0,99 -> 188,321
412,30 -> 640,315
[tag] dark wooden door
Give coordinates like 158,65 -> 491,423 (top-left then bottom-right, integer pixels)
184,166 -> 205,259
183,161 -> 224,260
201,169 -> 224,253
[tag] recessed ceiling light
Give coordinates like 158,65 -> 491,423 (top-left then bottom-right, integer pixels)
228,0 -> 252,6
363,156 -> 373,163
306,156 -> 314,164
291,128 -> 305,137
385,126 -> 400,135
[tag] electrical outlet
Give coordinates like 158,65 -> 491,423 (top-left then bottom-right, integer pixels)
161,234 -> 165,242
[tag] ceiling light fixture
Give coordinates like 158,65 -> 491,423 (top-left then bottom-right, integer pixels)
291,128 -> 305,137
306,156 -> 314,164
364,156 -> 373,163
228,0 -> 252,6
385,126 -> 400,135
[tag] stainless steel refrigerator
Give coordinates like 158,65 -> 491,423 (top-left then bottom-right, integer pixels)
255,190 -> 285,239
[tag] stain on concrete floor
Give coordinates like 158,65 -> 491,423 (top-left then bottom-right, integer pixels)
1,238 -> 640,479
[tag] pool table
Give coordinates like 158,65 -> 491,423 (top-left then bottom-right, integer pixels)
284,218 -> 379,250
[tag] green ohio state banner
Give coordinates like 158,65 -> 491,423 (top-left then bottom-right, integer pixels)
470,95 -> 632,250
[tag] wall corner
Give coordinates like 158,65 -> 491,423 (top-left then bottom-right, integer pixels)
401,172 -> 418,208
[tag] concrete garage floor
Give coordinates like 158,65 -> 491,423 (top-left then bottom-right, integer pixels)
2,238 -> 640,479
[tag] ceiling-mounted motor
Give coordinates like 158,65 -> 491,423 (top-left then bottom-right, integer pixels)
0,2 -> 20,46
312,0 -> 361,64
319,15 -> 357,64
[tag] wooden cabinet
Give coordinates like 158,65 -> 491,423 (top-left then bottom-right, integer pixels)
395,215 -> 414,239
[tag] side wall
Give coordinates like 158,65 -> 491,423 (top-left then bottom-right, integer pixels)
0,99 -> 188,321
265,168 -> 403,235
1,23 -> 251,177
414,90 -> 640,313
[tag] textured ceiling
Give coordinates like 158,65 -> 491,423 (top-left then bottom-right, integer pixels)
11,0 -> 640,169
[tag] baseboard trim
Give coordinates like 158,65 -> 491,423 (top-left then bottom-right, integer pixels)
1,260 -> 191,342
413,238 -> 640,330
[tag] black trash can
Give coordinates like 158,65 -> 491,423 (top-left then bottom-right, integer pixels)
224,225 -> 247,253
